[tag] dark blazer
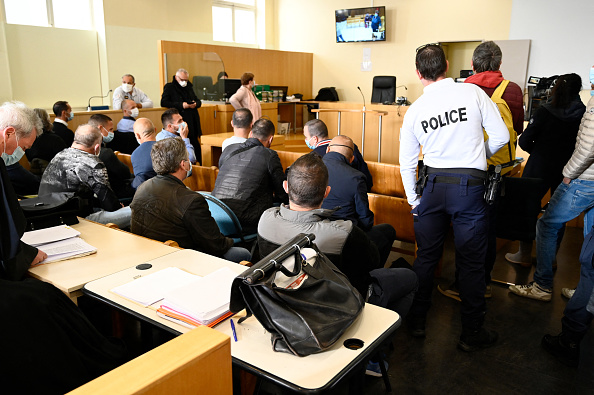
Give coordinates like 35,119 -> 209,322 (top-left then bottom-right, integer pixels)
52,121 -> 74,147
321,151 -> 374,230
99,147 -> 134,199
105,130 -> 139,155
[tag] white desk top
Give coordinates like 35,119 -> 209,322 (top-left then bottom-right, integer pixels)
28,219 -> 178,296
83,248 -> 401,392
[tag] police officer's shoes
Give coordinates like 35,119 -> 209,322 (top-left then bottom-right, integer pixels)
509,281 -> 552,301
542,333 -> 579,367
458,328 -> 498,352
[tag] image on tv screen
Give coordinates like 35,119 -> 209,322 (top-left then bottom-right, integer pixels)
336,6 -> 385,43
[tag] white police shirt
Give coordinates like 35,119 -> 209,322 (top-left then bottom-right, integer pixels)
399,78 -> 509,206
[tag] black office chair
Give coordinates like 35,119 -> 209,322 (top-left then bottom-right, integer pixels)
371,76 -> 396,104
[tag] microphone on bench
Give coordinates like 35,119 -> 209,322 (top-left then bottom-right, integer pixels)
87,89 -> 113,111
357,86 -> 366,111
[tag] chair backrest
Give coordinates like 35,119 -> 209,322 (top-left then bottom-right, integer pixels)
183,165 -> 219,192
198,192 -> 245,240
315,87 -> 339,101
115,152 -> 134,174
371,76 -> 396,104
276,150 -> 304,171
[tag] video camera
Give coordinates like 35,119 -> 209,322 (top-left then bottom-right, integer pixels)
527,75 -> 558,100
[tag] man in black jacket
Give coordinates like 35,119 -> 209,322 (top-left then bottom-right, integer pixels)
88,114 -> 135,199
52,100 -> 74,146
131,137 -> 250,263
161,68 -> 202,164
212,118 -> 288,233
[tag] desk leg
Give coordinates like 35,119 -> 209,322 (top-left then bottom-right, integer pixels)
378,115 -> 383,163
293,102 -> 297,134
338,112 -> 341,135
361,111 -> 366,156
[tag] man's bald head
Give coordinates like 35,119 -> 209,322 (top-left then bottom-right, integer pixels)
122,99 -> 135,111
73,124 -> 102,150
327,135 -> 355,162
133,117 -> 156,142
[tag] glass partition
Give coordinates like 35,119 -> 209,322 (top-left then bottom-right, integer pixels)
163,51 -> 227,101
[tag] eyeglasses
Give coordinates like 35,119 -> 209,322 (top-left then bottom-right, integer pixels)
328,144 -> 354,152
416,43 -> 441,53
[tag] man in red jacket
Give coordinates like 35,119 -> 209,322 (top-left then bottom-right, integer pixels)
439,41 -> 524,301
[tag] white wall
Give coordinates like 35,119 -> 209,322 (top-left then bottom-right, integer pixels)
274,0 -> 513,103
509,0 -> 594,90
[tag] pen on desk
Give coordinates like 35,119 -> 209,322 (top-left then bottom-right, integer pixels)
230,318 -> 238,342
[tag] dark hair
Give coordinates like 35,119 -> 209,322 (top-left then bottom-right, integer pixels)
251,118 -> 275,140
241,72 -> 254,86
550,73 -> 582,109
304,119 -> 328,138
151,137 -> 187,175
217,71 -> 228,79
53,101 -> 69,117
88,114 -> 112,128
232,108 -> 253,129
287,152 -> 328,208
161,108 -> 180,128
472,41 -> 502,73
415,45 -> 447,81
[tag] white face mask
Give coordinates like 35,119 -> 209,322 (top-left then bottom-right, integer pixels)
122,83 -> 133,93
103,130 -> 114,143
179,80 -> 188,88
2,146 -> 25,166
130,108 -> 139,118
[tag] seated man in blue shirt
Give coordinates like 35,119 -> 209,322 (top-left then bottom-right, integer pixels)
321,135 -> 395,266
156,108 -> 197,164
116,99 -> 139,133
131,118 -> 158,189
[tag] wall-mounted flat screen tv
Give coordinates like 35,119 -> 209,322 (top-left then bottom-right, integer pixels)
336,6 -> 386,43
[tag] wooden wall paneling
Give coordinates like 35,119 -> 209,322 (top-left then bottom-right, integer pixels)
158,41 -> 313,100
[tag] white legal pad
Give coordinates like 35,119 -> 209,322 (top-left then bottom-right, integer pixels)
161,267 -> 237,325
111,267 -> 199,306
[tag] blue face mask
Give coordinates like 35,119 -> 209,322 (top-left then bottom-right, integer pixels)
67,111 -> 74,121
305,136 -> 316,150
186,161 -> 193,178
2,146 -> 25,167
103,130 -> 114,143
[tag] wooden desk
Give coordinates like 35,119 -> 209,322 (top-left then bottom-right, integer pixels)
28,219 -> 178,303
200,132 -> 286,167
83,249 -> 401,393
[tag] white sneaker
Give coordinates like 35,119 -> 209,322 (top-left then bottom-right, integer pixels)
561,288 -> 575,299
509,281 -> 552,301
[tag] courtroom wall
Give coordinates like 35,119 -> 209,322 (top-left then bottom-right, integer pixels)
274,0 -> 513,103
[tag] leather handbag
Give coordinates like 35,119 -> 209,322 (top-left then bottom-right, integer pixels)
19,192 -> 89,231
230,233 -> 365,357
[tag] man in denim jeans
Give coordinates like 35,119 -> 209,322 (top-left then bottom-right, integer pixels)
510,95 -> 594,301
542,225 -> 594,366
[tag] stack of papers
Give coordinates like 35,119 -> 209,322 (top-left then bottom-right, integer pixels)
21,225 -> 97,264
111,266 -> 238,329
160,267 -> 238,326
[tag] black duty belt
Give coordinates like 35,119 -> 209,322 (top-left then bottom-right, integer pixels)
432,176 -> 485,186
426,166 -> 487,179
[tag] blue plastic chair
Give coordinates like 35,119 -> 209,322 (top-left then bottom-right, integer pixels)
198,192 -> 257,245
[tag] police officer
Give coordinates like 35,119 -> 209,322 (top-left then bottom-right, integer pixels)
399,44 -> 509,351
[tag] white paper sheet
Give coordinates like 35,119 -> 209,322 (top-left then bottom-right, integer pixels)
111,267 -> 200,307
21,225 -> 81,247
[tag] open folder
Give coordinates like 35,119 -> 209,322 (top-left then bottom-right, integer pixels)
22,224 -> 97,264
